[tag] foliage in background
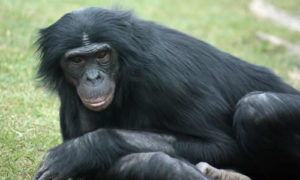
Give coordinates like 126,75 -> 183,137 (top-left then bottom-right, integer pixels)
0,0 -> 299,179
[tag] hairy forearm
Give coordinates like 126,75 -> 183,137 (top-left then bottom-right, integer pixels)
74,129 -> 238,167
75,129 -> 177,164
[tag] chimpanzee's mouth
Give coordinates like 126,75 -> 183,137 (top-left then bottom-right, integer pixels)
83,96 -> 106,106
81,92 -> 114,111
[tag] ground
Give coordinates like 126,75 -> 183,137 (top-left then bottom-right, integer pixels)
0,0 -> 299,179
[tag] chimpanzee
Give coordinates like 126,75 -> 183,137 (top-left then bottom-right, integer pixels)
34,7 -> 300,180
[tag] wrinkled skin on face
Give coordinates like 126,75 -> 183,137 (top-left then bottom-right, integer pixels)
60,43 -> 119,111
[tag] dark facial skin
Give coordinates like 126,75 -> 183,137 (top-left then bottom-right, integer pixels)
60,43 -> 118,111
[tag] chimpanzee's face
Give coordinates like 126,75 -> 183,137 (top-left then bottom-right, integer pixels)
60,42 -> 119,111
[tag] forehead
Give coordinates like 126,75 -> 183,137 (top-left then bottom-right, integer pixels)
64,43 -> 110,58
44,7 -> 130,58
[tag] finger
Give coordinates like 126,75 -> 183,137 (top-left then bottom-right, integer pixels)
219,170 -> 251,180
33,167 -> 47,180
196,162 -> 222,179
37,170 -> 57,180
196,162 -> 213,174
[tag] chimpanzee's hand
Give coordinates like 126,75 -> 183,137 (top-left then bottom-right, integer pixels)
33,141 -> 84,180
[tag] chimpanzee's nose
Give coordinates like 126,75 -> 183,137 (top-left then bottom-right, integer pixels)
86,70 -> 102,83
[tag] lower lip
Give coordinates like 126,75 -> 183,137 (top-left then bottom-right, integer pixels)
89,100 -> 106,107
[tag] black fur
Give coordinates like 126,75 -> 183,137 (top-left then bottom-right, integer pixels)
34,7 -> 300,180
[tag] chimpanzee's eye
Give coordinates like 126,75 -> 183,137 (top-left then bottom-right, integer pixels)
70,57 -> 85,65
97,50 -> 108,58
96,50 -> 110,64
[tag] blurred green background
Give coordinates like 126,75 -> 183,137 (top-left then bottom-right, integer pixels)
0,0 -> 300,179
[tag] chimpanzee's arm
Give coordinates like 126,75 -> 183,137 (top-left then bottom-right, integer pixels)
33,129 -> 238,180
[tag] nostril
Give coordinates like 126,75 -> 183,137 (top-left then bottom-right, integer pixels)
86,71 -> 101,82
95,74 -> 101,80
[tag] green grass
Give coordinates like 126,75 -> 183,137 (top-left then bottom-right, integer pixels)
0,0 -> 300,179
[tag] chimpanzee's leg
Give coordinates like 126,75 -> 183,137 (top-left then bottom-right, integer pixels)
233,92 -> 300,179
